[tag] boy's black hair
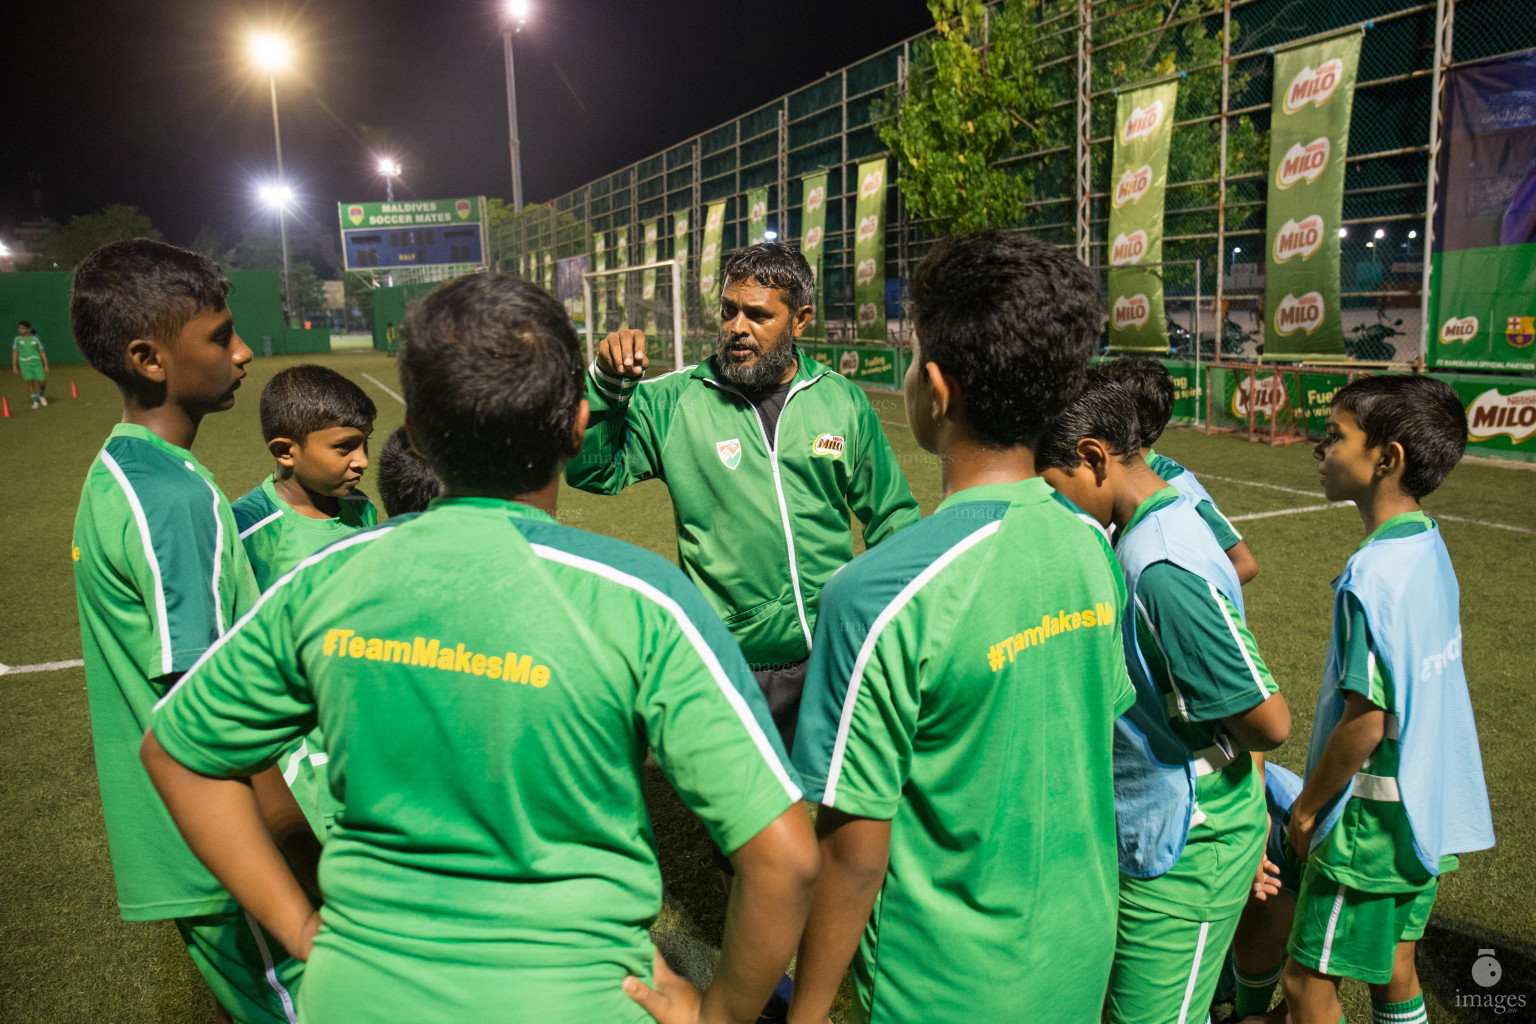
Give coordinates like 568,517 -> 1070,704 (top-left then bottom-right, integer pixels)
399,272 -> 582,495
259,364 -> 377,443
721,242 -> 815,312
911,229 -> 1100,449
70,239 -> 230,386
377,426 -> 442,517
17,320 -> 31,331
1332,375 -> 1467,498
1035,370 -> 1143,471
1097,356 -> 1175,449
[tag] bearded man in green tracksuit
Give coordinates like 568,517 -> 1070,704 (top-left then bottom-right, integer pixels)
568,242 -> 920,752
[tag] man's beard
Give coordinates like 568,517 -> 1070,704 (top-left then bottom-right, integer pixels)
716,327 -> 798,390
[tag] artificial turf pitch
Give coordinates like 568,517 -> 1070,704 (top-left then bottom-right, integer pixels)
1,351 -> 1532,1023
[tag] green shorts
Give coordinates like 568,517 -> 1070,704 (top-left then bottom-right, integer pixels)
1106,896 -> 1245,1024
18,359 -> 45,381
175,910 -> 304,1024
1286,862 -> 1437,985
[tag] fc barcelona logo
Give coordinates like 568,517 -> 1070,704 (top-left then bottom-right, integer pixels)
716,438 -> 742,470
455,199 -> 471,220
1506,316 -> 1535,349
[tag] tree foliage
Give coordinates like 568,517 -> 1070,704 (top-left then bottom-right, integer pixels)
23,205 -> 162,270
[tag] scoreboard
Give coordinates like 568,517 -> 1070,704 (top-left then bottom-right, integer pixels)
338,197 -> 486,271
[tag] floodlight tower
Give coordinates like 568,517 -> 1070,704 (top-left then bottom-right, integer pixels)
251,31 -> 295,323
378,157 -> 402,202
502,0 -> 529,211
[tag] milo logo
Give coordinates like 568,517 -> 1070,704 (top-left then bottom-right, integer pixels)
1466,388 -> 1536,444
707,208 -> 722,230
807,185 -> 826,212
750,200 -> 766,222
645,224 -> 658,242
860,168 -> 884,199
700,272 -> 715,293
675,217 -> 688,237
1275,291 -> 1325,335
1276,138 -> 1331,189
839,351 -> 860,374
1111,230 -> 1148,266
856,302 -> 879,327
455,199 -> 471,219
1232,375 -> 1290,418
857,214 -> 879,242
1284,59 -> 1345,114
1113,164 -> 1153,208
804,226 -> 823,250
1273,215 -> 1325,263
1439,316 -> 1479,344
811,432 -> 846,458
1121,101 -> 1164,144
1112,294 -> 1150,330
702,242 -> 717,263
347,205 -> 364,226
855,257 -> 878,285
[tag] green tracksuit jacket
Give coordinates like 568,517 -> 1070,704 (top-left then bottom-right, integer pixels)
567,349 -> 920,666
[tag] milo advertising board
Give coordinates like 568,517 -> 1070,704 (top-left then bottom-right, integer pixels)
808,344 -> 903,389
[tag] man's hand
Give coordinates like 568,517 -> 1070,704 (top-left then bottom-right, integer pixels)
288,909 -> 322,962
1287,811 -> 1317,861
597,329 -> 649,380
623,952 -> 706,1024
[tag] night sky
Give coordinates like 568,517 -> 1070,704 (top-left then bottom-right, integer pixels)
4,1 -> 933,266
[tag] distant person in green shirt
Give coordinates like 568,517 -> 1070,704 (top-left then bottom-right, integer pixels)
1097,355 -> 1258,584
232,364 -> 377,840
12,320 -> 49,408
789,231 -> 1135,1024
1038,371 -> 1290,1024
141,271 -> 819,1024
70,239 -> 313,1024
1283,376 -> 1493,1024
384,321 -> 397,355
375,425 -> 442,517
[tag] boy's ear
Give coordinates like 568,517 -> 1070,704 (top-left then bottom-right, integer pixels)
1077,438 -> 1114,486
563,399 -> 591,459
924,361 -> 954,423
268,437 -> 300,466
124,336 -> 168,385
1377,440 -> 1407,485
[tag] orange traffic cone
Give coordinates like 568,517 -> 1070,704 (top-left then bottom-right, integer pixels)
1,396 -> 10,418
70,380 -> 79,398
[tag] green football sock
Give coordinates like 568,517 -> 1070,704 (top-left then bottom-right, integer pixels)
1233,964 -> 1283,1018
1373,993 -> 1425,1024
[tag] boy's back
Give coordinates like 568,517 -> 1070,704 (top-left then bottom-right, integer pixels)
73,422 -> 258,919
152,496 -> 801,1022
793,478 -> 1134,1024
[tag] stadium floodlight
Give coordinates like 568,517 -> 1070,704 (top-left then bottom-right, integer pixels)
1408,229 -> 1418,239
1366,241 -> 1374,248
764,230 -> 778,241
377,157 -> 402,201
1374,228 -> 1386,239
0,241 -> 9,257
1232,246 -> 1241,255
249,29 -> 296,322
502,3 -> 529,209
259,183 -> 295,210
1338,227 -> 1349,238
249,31 -> 291,72
508,0 -> 531,24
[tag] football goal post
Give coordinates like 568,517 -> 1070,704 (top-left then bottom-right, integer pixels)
583,259 -> 686,370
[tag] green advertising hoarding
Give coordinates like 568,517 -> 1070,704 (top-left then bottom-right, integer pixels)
593,234 -> 607,337
747,188 -> 769,246
642,219 -> 660,334
700,201 -> 726,316
807,344 -> 904,389
1263,30 -> 1361,360
801,171 -> 829,338
1430,244 -> 1536,371
853,158 -> 888,341
1107,81 -> 1178,351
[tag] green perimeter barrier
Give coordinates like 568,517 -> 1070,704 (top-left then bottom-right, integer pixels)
370,282 -> 441,352
1121,357 -> 1536,464
0,268 -> 285,364
281,328 -> 332,354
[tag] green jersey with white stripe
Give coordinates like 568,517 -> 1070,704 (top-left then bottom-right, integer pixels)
12,334 -> 44,364
72,423 -> 259,920
1146,450 -> 1242,551
793,478 -> 1135,1024
1119,487 -> 1279,921
151,497 -> 799,1022
231,475 -> 378,839
1310,511 -> 1456,893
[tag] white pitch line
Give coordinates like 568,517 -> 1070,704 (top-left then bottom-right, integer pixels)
1229,502 -> 1353,523
0,659 -> 85,676
362,373 -> 405,406
1199,472 -> 1536,535
1198,472 -> 1325,499
1434,513 -> 1536,537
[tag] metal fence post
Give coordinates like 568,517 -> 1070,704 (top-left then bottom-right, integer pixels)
1418,0 -> 1454,371
1075,0 -> 1093,265
1215,1 -> 1231,367
1195,257 -> 1204,426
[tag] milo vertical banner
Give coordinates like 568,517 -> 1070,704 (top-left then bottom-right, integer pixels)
543,250 -> 553,294
854,158 -> 888,341
699,201 -> 726,316
593,234 -> 607,337
1107,81 -> 1178,351
800,171 -> 829,337
1264,30 -> 1360,360
747,188 -> 769,246
614,227 -> 630,328
672,211 -> 690,298
642,219 -> 660,335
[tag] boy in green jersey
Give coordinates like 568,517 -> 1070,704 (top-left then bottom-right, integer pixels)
1038,372 -> 1291,1024
789,231 -> 1136,1024
12,320 -> 49,407
141,271 -> 820,1024
232,364 -> 377,839
1282,377 -> 1494,1024
1097,356 -> 1258,584
70,239 -> 312,1024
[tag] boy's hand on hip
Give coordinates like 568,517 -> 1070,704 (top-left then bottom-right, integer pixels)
597,329 -> 649,379
623,953 -> 711,1024
1287,812 -> 1317,861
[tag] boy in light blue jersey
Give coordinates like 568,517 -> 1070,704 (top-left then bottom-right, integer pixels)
1283,376 -> 1494,1024
1098,356 -> 1258,584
